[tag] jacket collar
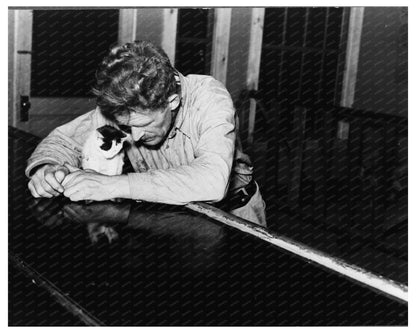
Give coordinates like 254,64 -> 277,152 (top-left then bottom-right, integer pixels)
168,72 -> 188,139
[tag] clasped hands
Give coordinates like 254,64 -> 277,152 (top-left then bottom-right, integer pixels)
28,163 -> 127,201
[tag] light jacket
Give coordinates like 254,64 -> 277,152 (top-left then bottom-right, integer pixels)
26,74 -> 253,205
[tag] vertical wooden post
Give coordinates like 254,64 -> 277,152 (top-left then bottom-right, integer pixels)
12,9 -> 32,129
341,7 -> 365,108
246,8 -> 265,147
210,8 -> 232,85
10,9 -> 16,126
161,8 -> 178,65
118,9 -> 137,44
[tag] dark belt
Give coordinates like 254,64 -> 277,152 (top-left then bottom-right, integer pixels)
215,179 -> 257,211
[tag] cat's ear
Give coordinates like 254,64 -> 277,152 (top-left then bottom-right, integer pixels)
95,129 -> 104,141
119,130 -> 127,138
120,134 -> 128,143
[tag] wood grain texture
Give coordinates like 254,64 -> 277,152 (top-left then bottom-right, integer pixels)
162,8 -> 178,65
341,7 -> 365,108
210,8 -> 232,84
118,9 -> 137,44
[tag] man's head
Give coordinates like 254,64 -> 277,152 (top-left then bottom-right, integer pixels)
93,40 -> 180,146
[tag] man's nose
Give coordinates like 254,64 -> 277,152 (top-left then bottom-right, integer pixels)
131,127 -> 145,141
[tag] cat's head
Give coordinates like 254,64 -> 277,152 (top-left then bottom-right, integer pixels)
96,125 -> 127,159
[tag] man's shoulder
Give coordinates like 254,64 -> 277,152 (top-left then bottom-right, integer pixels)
184,74 -> 225,90
183,74 -> 230,102
181,74 -> 234,124
184,74 -> 214,81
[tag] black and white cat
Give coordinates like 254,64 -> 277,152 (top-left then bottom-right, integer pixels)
82,125 -> 127,175
81,125 -> 128,243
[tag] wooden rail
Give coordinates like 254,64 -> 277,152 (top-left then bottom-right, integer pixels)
10,252 -> 104,326
186,202 -> 408,303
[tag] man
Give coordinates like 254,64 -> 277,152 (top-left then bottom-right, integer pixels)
26,40 -> 266,226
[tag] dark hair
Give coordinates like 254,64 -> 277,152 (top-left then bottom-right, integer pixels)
93,40 -> 178,120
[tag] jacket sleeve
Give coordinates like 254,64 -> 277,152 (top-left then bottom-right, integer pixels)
25,108 -> 108,177
127,78 -> 236,205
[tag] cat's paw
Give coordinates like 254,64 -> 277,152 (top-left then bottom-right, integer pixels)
103,226 -> 119,243
87,223 -> 118,244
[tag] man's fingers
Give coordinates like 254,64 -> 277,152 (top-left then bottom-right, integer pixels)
45,172 -> 64,193
63,183 -> 82,198
28,180 -> 40,198
64,163 -> 81,173
64,188 -> 83,202
55,166 -> 70,184
40,178 -> 59,196
27,164 -> 71,199
32,179 -> 53,198
61,172 -> 82,188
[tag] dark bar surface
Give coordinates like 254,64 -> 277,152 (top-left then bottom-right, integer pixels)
9,127 -> 407,326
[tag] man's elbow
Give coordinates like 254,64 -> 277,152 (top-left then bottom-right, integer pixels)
195,156 -> 232,203
205,173 -> 229,203
208,188 -> 226,203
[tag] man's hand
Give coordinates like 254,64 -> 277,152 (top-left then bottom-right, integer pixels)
28,164 -> 70,198
62,164 -> 130,202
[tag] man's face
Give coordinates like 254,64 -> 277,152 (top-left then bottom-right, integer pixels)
115,105 -> 172,146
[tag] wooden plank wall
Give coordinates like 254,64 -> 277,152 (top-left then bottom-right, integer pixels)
341,7 -> 364,108
12,9 -> 33,130
246,8 -> 265,147
161,9 -> 178,65
118,9 -> 137,44
210,8 -> 232,85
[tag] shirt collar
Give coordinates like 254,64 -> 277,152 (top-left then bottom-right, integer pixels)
167,72 -> 188,139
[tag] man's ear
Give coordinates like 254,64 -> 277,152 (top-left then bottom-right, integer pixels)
168,94 -> 180,110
